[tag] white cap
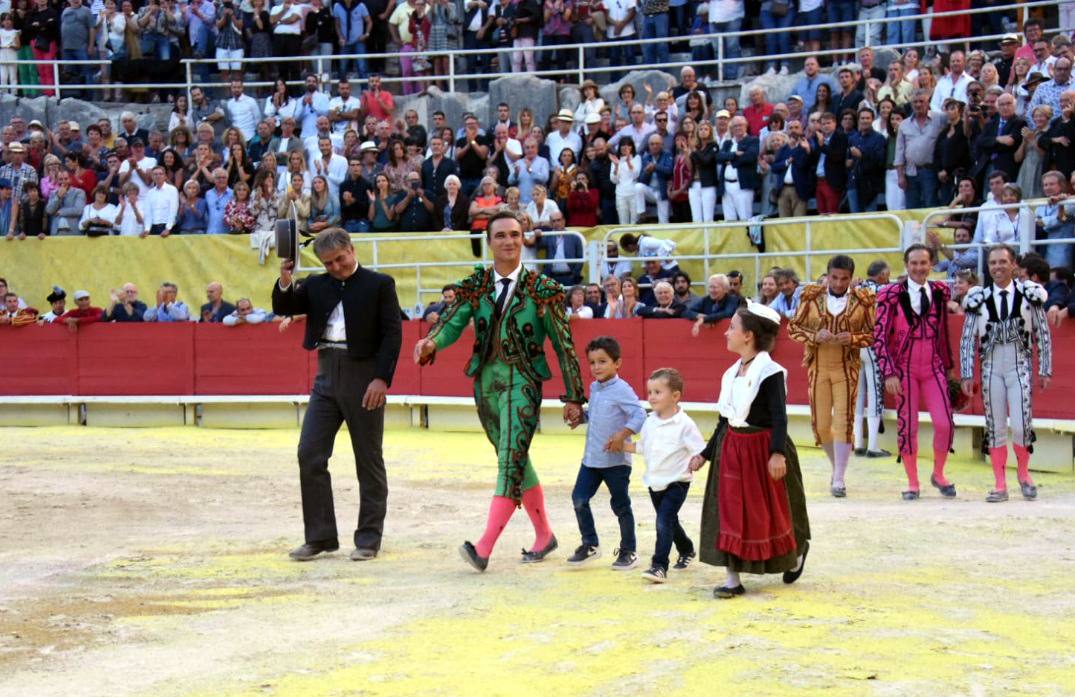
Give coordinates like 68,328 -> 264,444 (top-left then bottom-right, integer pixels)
73,290 -> 90,300
745,299 -> 781,325
360,141 -> 377,152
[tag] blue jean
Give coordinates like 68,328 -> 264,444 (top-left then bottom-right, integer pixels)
572,464 -> 636,552
641,13 -> 670,67
905,167 -> 938,209
608,36 -> 635,81
339,41 -> 368,79
460,176 -> 481,198
1041,221 -> 1075,270
343,218 -> 370,233
847,185 -> 880,213
61,47 -> 91,84
648,481 -> 693,570
759,9 -> 795,69
709,19 -> 741,80
464,31 -> 489,90
885,7 -> 918,46
140,31 -> 172,61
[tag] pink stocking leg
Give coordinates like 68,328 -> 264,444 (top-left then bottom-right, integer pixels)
1013,444 -> 1033,485
902,452 -> 920,492
989,447 -> 1008,491
475,496 -> 517,558
520,484 -> 554,551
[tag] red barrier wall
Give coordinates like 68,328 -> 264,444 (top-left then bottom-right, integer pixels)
0,320 -> 1070,420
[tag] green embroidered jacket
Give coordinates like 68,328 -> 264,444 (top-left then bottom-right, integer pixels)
427,266 -> 587,403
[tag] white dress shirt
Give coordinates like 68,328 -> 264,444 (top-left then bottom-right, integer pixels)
907,277 -> 928,315
929,72 -> 974,112
226,93 -> 263,141
145,182 -> 180,231
323,261 -> 360,342
993,281 -> 1015,318
638,408 -> 706,491
309,152 -> 349,195
493,263 -> 522,311
296,91 -> 331,138
328,95 -> 362,134
826,290 -> 849,316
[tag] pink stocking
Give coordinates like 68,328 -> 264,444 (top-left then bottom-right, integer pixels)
520,484 -> 554,551
989,447 -> 1008,491
475,496 -> 517,558
902,452 -> 920,492
1013,444 -> 1033,485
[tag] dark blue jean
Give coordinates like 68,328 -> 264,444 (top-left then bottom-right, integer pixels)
905,167 -> 939,210
847,186 -> 879,214
572,464 -> 636,552
464,31 -> 489,91
759,9 -> 795,69
641,13 -> 670,67
648,481 -> 693,570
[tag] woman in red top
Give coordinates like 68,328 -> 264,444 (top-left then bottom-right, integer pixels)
669,132 -> 692,223
467,175 -> 502,257
566,171 -> 599,228
64,152 -> 97,199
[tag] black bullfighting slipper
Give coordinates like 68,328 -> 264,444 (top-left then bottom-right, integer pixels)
853,447 -> 867,456
459,541 -> 489,572
713,584 -> 746,599
520,535 -> 558,563
783,540 -> 810,585
1019,480 -> 1038,500
288,542 -> 339,561
901,490 -> 920,501
830,486 -> 847,498
866,449 -> 892,458
930,474 -> 958,498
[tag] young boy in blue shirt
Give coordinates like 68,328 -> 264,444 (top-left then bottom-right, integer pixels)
567,336 -> 648,570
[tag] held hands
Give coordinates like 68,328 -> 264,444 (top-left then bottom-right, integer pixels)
768,452 -> 787,481
688,454 -> 706,472
563,402 -> 583,428
361,378 -> 388,410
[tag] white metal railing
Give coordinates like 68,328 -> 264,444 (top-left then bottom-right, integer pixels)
603,213 -> 905,289
7,0 -> 1054,99
298,229 -> 589,305
919,198 -> 1075,278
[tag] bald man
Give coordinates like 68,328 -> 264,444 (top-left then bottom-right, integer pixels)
200,281 -> 236,323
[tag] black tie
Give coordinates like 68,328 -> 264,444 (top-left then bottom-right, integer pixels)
999,290 -> 1009,321
919,287 -> 930,316
494,278 -> 512,317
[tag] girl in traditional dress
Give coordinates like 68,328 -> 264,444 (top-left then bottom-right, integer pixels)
691,302 -> 811,599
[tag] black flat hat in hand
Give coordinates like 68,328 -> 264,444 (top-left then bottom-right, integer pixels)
275,218 -> 298,262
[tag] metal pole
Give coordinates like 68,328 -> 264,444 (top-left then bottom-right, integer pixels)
717,39 -> 724,82
578,45 -> 585,84
448,55 -> 456,93
53,62 -> 61,100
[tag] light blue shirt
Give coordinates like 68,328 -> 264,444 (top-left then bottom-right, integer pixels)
507,156 -> 550,204
582,376 -> 647,469
205,187 -> 234,235
770,285 -> 802,319
790,73 -> 835,113
143,301 -> 191,322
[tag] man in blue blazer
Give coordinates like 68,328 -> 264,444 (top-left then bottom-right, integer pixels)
716,116 -> 760,222
971,92 -> 1026,184
771,119 -> 817,217
538,212 -> 584,287
846,108 -> 887,213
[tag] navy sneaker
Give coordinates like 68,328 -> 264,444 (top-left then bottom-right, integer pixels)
566,544 -> 601,566
610,549 -> 638,570
641,566 -> 667,583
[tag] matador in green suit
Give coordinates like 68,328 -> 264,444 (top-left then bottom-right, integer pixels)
414,212 -> 586,572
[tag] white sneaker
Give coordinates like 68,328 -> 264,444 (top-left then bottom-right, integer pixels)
778,66 -> 789,76
764,67 -> 776,76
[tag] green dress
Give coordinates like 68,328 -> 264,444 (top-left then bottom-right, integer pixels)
428,266 -> 586,502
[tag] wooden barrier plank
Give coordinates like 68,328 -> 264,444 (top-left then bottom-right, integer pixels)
0,324 -> 77,394
76,323 -> 195,395
194,324 -> 309,395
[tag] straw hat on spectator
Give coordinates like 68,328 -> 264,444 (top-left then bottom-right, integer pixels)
556,109 -> 575,123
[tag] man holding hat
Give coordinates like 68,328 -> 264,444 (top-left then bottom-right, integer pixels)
546,109 -> 582,165
995,34 -> 1021,87
581,112 -> 611,150
58,290 -> 104,330
0,142 -> 38,200
39,287 -> 67,323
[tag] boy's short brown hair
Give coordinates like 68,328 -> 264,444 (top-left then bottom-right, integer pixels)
649,368 -> 684,395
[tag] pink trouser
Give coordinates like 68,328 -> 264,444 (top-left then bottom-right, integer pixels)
897,338 -> 953,461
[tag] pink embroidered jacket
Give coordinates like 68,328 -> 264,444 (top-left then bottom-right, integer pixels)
872,280 -> 954,380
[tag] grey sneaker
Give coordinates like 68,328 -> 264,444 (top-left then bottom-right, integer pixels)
566,544 -> 601,566
611,548 -> 638,570
641,566 -> 667,583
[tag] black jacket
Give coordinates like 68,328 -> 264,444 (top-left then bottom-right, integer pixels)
690,142 -> 719,188
972,114 -> 1026,180
814,129 -> 848,189
271,266 -> 403,385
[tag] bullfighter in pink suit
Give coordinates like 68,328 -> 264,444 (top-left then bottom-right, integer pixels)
872,244 -> 957,500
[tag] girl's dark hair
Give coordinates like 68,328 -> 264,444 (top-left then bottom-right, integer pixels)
736,308 -> 780,352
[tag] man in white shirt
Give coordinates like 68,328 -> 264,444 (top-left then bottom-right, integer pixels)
929,50 -> 974,112
304,114 -> 344,155
328,79 -> 362,135
118,139 -> 157,196
225,79 -> 263,142
959,244 -> 1052,503
609,103 -> 657,152
144,166 -> 179,236
707,0 -> 744,80
545,109 -> 582,165
309,136 -> 349,195
297,73 -> 331,138
604,0 -> 637,80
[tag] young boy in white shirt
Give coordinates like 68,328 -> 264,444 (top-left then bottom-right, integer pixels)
618,367 -> 705,583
